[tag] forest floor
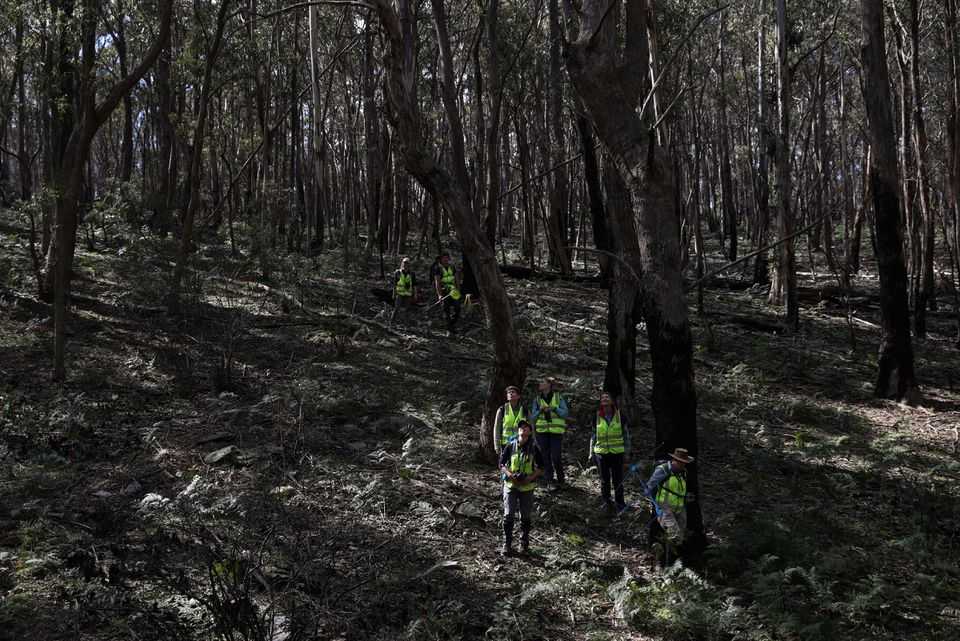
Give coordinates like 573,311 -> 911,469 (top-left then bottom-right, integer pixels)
1,212 -> 959,641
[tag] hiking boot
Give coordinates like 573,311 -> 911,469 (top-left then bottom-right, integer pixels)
616,503 -> 628,515
598,499 -> 614,512
500,544 -> 516,557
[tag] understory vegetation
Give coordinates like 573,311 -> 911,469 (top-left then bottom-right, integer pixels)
1,207 -> 959,641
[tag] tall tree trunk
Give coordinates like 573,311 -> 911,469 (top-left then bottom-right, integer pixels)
754,13 -> 771,285
115,0 -> 134,183
548,0 -> 572,273
602,154 -> 641,401
771,0 -> 798,330
168,0 -> 232,314
860,0 -> 918,401
908,0 -> 935,335
483,0 -> 503,247
565,0 -> 701,538
947,0 -> 960,344
718,11 -> 737,261
375,0 -> 526,460
52,0 -> 172,380
576,114 -> 610,282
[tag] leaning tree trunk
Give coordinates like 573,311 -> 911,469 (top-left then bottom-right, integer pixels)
860,0 -> 918,401
373,0 -> 526,461
564,0 -> 701,537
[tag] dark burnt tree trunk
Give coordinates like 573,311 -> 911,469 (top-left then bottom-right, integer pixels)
564,0 -> 701,537
860,0 -> 918,401
601,153 -> 642,402
374,0 -> 526,461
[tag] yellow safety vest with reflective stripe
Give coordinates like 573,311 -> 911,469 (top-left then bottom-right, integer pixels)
535,393 -> 566,434
395,271 -> 413,297
440,265 -> 461,300
655,465 -> 687,511
501,403 -> 526,445
505,447 -> 536,492
593,410 -> 624,454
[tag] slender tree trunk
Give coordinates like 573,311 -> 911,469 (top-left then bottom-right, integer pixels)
908,0 -> 935,334
860,0 -> 918,401
754,14 -> 771,285
168,0 -> 231,314
483,0 -> 503,247
771,0 -> 798,330
576,114 -> 610,282
718,11 -> 737,261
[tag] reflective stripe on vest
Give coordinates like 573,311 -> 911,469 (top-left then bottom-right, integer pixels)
655,465 -> 687,511
593,410 -> 624,454
535,393 -> 566,434
506,447 -> 536,492
395,272 -> 413,297
501,403 -> 525,445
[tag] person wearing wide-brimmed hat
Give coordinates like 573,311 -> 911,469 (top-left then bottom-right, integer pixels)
644,447 -> 695,553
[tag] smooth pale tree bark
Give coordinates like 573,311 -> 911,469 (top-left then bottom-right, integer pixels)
564,0 -> 702,537
51,0 -> 173,380
860,0 -> 918,401
371,0 -> 526,461
168,0 -> 233,314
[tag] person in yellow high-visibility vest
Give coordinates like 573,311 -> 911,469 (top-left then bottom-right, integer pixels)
431,252 -> 462,334
492,385 -> 526,456
589,391 -> 632,513
644,448 -> 694,556
391,257 -> 417,321
529,376 -> 570,491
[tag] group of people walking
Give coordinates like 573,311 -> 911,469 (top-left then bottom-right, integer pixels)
493,376 -> 694,562
391,252 -> 465,334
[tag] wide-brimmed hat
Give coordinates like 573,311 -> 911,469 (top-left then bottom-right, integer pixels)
516,419 -> 532,430
669,448 -> 694,463
505,385 -> 520,394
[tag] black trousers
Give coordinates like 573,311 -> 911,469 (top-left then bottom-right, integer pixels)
597,452 -> 625,507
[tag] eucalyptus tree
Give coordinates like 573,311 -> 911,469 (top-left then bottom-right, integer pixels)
860,0 -> 917,401
563,0 -> 702,536
46,0 -> 173,380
